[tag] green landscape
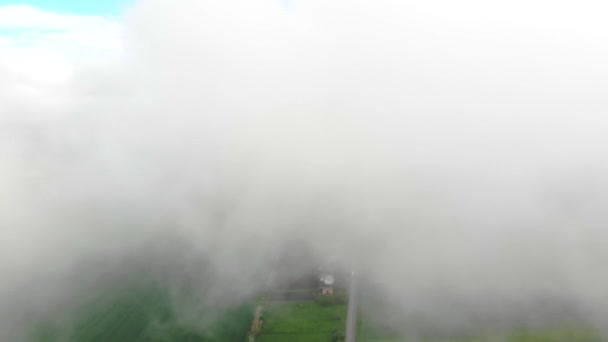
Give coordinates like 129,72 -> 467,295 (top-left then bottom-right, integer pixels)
27,280 -> 253,342
356,288 -> 600,342
357,325 -> 600,342
257,300 -> 347,342
24,276 -> 603,342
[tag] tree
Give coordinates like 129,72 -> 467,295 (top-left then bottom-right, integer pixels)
332,330 -> 345,342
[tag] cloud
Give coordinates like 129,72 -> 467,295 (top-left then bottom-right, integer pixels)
2,0 -> 608,340
0,5 -> 123,83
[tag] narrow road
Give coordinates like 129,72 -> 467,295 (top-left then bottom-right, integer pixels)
345,270 -> 358,342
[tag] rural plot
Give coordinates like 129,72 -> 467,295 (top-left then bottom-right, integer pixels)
356,280 -> 600,342
28,281 -> 253,342
257,301 -> 347,342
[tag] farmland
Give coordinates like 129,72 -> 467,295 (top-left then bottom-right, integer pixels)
255,240 -> 349,341
257,300 -> 347,342
357,326 -> 600,342
356,285 -> 600,342
27,280 -> 253,342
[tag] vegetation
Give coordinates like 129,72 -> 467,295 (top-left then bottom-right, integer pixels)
315,290 -> 347,306
357,283 -> 600,342
357,328 -> 601,342
257,300 -> 347,342
332,329 -> 346,341
27,281 -> 253,342
357,312 -> 600,341
358,308 -> 600,342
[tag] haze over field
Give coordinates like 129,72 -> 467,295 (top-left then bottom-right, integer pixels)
2,0 -> 608,340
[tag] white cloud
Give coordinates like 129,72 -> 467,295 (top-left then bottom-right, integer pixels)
0,5 -> 117,30
3,1 -> 608,339
0,5 -> 123,83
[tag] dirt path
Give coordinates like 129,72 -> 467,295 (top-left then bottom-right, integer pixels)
249,305 -> 264,342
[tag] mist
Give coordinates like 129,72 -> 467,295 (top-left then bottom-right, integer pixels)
2,0 -> 608,340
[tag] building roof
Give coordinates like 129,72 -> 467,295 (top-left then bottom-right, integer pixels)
320,274 -> 335,286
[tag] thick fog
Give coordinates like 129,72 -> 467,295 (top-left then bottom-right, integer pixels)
2,0 -> 608,340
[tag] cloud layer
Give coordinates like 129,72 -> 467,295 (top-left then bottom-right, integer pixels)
2,0 -> 608,339
0,5 -> 123,83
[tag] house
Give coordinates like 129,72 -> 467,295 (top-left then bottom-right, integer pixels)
319,273 -> 335,295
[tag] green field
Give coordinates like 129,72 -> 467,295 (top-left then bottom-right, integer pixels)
358,309 -> 600,342
28,281 -> 253,342
257,300 -> 347,342
357,283 -> 601,342
358,327 -> 600,342
357,307 -> 600,342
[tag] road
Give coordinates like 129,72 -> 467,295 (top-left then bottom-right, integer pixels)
345,270 -> 358,342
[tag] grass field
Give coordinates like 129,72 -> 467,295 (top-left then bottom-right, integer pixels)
359,327 -> 600,342
356,283 -> 601,342
257,300 -> 347,342
358,309 -> 600,342
28,281 -> 253,342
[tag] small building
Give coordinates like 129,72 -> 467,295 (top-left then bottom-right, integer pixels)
319,273 -> 335,295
